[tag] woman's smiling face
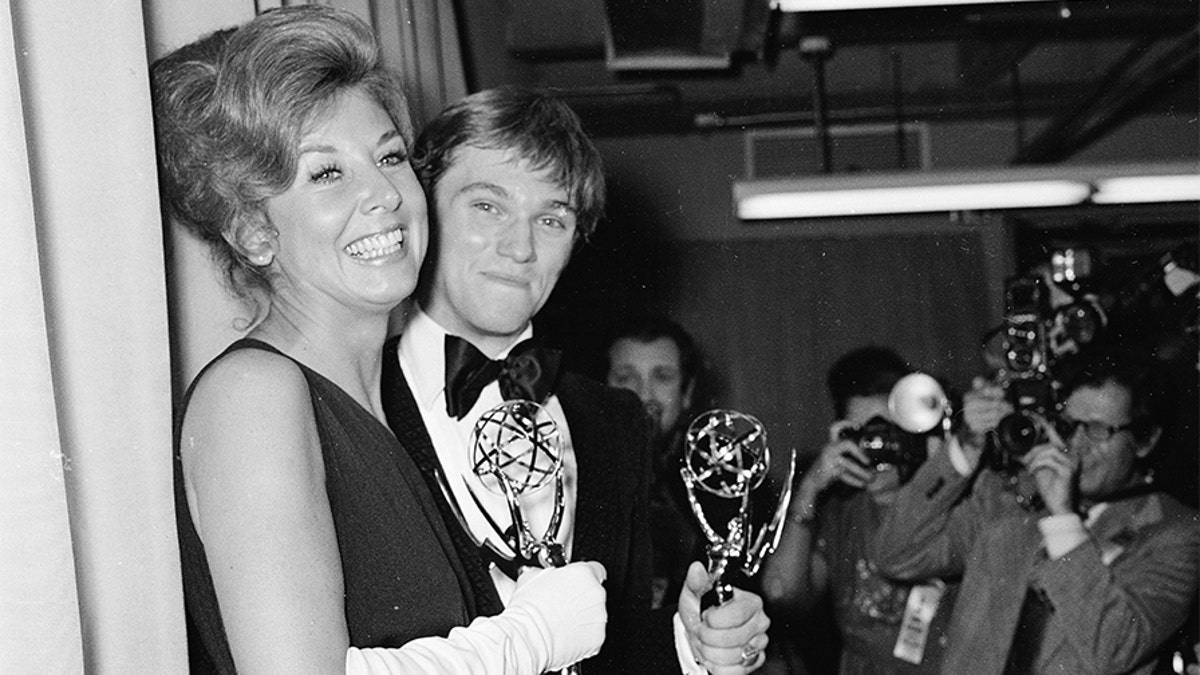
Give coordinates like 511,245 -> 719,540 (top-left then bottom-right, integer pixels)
263,87 -> 427,316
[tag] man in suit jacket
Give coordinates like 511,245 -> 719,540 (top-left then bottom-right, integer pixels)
382,86 -> 771,674
872,347 -> 1199,674
605,315 -> 707,610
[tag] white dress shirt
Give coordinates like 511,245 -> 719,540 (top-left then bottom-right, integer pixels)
398,309 -> 577,604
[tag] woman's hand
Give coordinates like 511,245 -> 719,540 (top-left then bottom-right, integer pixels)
509,561 -> 608,670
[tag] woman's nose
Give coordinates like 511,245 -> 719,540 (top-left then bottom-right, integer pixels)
364,169 -> 402,213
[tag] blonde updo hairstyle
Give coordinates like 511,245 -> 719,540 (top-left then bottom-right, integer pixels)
151,5 -> 413,321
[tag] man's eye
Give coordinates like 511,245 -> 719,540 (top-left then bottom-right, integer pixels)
379,150 -> 408,167
611,374 -> 634,388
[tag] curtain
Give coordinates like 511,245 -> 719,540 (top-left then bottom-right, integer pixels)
0,0 -> 465,671
1,0 -> 183,671
357,0 -> 468,127
0,3 -> 82,670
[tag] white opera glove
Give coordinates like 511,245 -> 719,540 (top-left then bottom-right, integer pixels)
508,561 -> 608,671
345,561 -> 607,675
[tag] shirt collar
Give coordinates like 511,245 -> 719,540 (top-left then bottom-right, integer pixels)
398,306 -> 535,410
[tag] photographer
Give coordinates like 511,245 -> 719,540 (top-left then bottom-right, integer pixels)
762,347 -> 957,674
872,346 -> 1200,674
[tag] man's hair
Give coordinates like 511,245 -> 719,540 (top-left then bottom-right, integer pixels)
607,315 -> 701,388
151,5 -> 411,319
412,86 -> 606,242
826,346 -> 912,419
1061,345 -> 1166,442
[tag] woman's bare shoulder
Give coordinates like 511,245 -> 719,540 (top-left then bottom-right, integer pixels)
180,346 -> 324,507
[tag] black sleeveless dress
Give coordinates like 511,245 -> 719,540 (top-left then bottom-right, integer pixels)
174,339 -> 474,673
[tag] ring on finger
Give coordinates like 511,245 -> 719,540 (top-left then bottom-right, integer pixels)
740,643 -> 761,666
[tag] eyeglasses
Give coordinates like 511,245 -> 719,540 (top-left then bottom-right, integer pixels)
1056,417 -> 1137,443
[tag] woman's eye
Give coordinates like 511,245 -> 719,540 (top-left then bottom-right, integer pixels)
539,216 -> 565,229
473,202 -> 497,214
310,164 -> 341,183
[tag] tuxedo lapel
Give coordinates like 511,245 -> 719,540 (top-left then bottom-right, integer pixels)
556,374 -> 608,563
381,340 -> 441,479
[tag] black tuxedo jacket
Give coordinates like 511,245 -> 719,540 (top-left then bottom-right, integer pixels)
382,349 -> 681,673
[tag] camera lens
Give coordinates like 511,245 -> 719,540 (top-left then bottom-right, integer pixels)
1057,302 -> 1103,346
996,411 -> 1039,460
856,417 -> 897,465
1004,322 -> 1041,372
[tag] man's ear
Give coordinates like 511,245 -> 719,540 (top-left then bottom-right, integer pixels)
681,377 -> 696,412
226,213 -> 278,267
1136,425 -> 1163,459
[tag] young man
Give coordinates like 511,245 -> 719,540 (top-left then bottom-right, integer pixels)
606,315 -> 705,609
873,346 -> 1199,674
382,87 -> 770,674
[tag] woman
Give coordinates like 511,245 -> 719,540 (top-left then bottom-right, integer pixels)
153,7 -> 605,673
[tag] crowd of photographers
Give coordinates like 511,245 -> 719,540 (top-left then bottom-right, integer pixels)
603,247 -> 1198,675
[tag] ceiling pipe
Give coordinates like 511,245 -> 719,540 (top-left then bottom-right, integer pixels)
1010,62 -> 1026,153
1015,27 -> 1198,163
892,50 -> 907,169
799,35 -> 834,173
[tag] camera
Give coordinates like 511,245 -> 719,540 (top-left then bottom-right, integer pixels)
838,415 -> 927,481
986,253 -> 1105,471
991,377 -> 1058,471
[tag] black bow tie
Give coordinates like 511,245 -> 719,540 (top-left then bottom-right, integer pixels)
443,335 -> 563,419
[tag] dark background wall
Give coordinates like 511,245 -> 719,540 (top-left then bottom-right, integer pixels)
536,115 -> 1195,498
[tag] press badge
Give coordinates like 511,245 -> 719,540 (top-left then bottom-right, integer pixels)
892,580 -> 944,664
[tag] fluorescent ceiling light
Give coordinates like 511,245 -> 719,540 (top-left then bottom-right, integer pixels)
737,180 -> 1089,219
733,162 -> 1200,220
606,54 -> 733,71
1092,174 -> 1200,204
771,0 -> 1053,11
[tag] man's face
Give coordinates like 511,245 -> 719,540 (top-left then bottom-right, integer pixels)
424,146 -> 576,355
1061,381 -> 1157,500
607,336 -> 694,439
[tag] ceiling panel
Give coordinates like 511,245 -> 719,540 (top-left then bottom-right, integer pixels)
461,0 -> 1199,163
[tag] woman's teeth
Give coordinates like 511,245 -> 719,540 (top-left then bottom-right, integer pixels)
346,228 -> 404,260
